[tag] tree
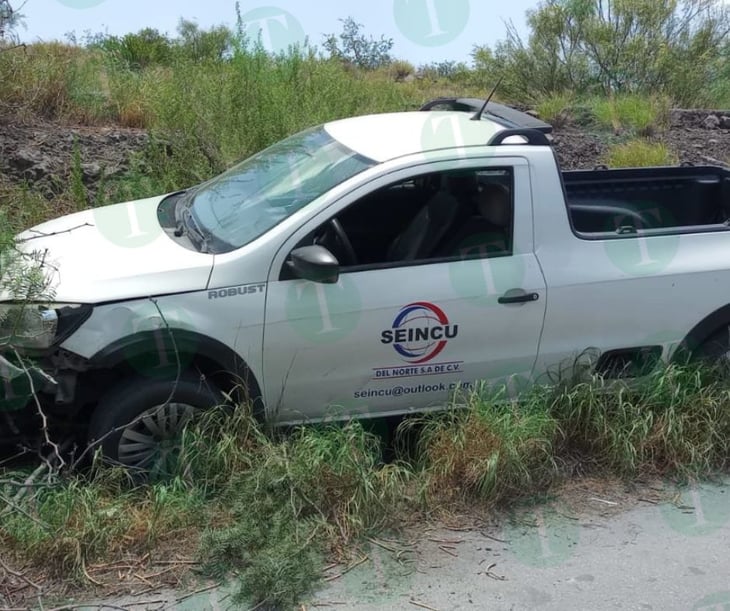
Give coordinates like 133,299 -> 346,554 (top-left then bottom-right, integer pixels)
0,0 -> 25,43
473,0 -> 730,105
177,19 -> 234,62
323,17 -> 394,70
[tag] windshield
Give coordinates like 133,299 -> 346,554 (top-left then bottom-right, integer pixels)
186,126 -> 374,252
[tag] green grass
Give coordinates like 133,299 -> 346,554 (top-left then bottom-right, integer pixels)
195,416 -> 409,607
604,139 -> 679,168
403,389 -> 558,506
534,92 -> 575,127
550,366 -> 730,477
589,95 -> 671,136
3,365 -> 730,607
1,466 -> 206,579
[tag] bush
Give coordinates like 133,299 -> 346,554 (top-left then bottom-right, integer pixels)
473,0 -> 730,106
389,59 -> 415,82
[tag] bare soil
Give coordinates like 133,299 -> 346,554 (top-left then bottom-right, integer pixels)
0,109 -> 728,203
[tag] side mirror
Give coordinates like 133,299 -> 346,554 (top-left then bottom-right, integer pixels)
288,245 -> 340,284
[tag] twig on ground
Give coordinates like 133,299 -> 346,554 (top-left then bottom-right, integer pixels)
366,538 -> 398,553
479,532 -> 510,544
438,545 -> 458,558
161,583 -> 220,610
478,562 -> 507,581
0,557 -> 42,592
700,154 -> 730,168
82,561 -> 104,588
46,605 -> 132,611
589,497 -> 618,506
323,555 -> 369,582
409,600 -> 440,611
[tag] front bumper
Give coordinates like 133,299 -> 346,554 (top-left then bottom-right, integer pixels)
0,354 -> 58,412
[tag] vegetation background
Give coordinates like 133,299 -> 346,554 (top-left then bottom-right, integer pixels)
1,1 -> 730,608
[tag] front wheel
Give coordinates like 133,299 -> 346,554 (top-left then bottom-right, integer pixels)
88,373 -> 223,476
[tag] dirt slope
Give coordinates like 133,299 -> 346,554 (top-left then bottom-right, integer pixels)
0,110 -> 728,201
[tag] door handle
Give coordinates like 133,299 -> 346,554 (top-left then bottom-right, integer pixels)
498,291 -> 540,305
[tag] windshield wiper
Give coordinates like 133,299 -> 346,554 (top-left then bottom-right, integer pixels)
173,195 -> 210,253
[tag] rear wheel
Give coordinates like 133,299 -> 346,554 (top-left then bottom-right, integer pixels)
692,326 -> 730,378
88,373 -> 223,477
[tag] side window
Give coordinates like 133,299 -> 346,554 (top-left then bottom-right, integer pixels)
297,168 -> 514,271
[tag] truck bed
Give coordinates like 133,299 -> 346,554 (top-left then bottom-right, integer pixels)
563,166 -> 730,235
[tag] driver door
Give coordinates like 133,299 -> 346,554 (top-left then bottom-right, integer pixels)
262,158 -> 547,423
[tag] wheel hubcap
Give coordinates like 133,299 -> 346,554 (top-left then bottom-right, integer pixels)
117,402 -> 198,475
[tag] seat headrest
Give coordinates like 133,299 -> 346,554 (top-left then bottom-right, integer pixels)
477,183 -> 511,228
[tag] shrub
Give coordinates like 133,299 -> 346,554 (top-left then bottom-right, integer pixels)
389,59 -> 415,82
472,0 -> 730,106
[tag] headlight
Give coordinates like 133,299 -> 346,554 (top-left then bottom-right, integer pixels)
0,303 -> 91,351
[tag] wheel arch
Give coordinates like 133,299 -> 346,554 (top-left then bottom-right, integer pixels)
88,329 -> 264,416
674,304 -> 730,363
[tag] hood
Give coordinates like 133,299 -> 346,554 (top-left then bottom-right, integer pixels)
11,195 -> 214,303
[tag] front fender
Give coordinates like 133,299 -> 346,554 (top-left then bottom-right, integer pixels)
88,329 -> 264,413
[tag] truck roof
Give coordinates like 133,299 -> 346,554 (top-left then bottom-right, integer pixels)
324,111 -> 506,163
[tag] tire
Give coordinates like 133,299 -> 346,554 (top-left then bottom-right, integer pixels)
692,326 -> 730,380
88,373 -> 224,476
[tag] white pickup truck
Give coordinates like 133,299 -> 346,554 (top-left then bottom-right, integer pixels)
2,98 -> 729,472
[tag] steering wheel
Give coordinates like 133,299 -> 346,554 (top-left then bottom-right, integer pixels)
318,218 -> 358,266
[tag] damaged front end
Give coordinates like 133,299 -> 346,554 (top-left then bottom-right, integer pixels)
0,353 -> 58,411
0,302 -> 92,444
0,352 -> 59,445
